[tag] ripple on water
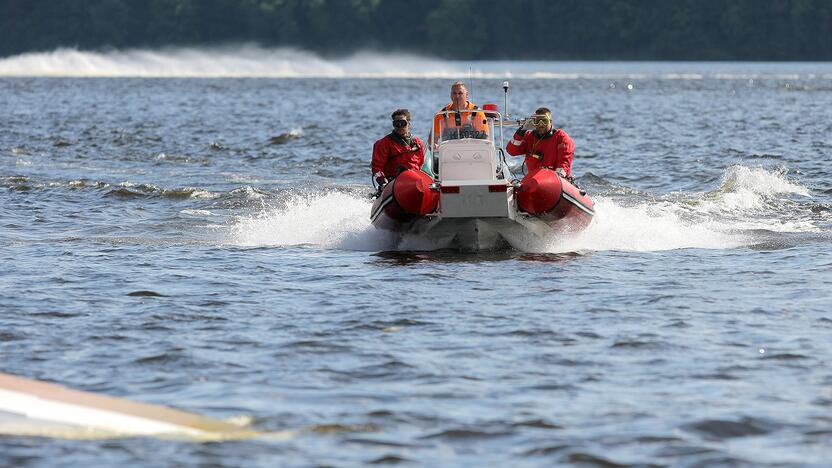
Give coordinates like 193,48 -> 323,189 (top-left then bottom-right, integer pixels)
87,334 -> 131,342
342,437 -> 425,449
764,352 -> 810,361
307,423 -> 379,434
29,311 -> 79,318
342,318 -> 434,332
811,397 -> 832,407
367,454 -> 412,465
652,444 -> 721,458
691,372 -> 741,381
522,382 -> 577,392
610,339 -> 672,350
419,428 -> 514,440
510,419 -> 563,430
0,330 -> 25,342
681,416 -> 783,440
523,444 -> 571,456
105,187 -> 151,198
353,360 -> 418,379
133,348 -> 191,366
563,452 -> 628,467
127,290 -> 165,297
282,340 -> 353,354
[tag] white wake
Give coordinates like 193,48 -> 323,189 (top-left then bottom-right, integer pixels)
225,166 -> 815,253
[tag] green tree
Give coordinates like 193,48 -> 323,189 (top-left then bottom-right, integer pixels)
0,0 -> 830,60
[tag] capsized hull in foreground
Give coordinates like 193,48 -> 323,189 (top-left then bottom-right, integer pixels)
0,372 -> 258,440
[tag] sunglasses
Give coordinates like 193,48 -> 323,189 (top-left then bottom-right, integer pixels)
393,119 -> 410,128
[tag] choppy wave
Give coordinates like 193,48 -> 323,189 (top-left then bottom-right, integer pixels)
269,128 -> 304,145
226,166 -> 822,253
0,176 -> 219,200
3,46 -> 832,79
690,166 -> 819,232
105,182 -> 216,199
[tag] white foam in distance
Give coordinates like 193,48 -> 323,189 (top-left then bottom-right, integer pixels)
0,46 -> 462,78
5,46 -> 831,79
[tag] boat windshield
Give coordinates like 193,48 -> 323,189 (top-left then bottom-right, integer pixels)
433,109 -> 500,149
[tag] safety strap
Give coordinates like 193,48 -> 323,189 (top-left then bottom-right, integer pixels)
533,128 -> 556,140
528,129 -> 558,161
444,104 -> 478,127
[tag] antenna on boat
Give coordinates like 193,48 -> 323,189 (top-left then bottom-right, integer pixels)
503,81 -> 510,119
468,66 -> 474,101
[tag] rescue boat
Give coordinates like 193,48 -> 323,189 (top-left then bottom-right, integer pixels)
370,104 -> 594,250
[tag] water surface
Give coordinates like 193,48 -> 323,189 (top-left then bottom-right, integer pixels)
1,57 -> 831,466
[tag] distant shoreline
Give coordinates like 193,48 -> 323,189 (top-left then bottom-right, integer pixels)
1,1 -> 830,61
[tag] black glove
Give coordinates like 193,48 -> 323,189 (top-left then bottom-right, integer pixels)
375,175 -> 388,186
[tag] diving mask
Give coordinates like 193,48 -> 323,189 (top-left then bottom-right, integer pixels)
530,115 -> 551,126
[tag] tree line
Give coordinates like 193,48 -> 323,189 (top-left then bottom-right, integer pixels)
1,0 -> 830,60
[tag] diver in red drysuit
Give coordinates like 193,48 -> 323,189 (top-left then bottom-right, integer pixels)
506,106 -> 574,178
371,108 -> 425,187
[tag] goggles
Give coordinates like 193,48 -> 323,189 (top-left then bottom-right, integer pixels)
392,119 -> 409,128
531,115 -> 551,126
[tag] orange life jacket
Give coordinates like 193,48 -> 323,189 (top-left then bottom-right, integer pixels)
432,102 -> 488,142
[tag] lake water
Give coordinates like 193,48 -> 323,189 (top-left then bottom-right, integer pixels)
1,53 -> 831,466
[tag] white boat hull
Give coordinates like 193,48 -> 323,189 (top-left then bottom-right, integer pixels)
395,214 -> 558,251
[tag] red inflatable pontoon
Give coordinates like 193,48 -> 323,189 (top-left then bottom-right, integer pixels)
516,168 -> 595,231
370,169 -> 439,231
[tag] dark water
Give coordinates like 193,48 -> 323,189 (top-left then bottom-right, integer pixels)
2,59 -> 832,466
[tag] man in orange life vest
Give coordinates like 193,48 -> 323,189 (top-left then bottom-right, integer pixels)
506,107 -> 574,179
432,81 -> 487,142
371,108 -> 425,188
